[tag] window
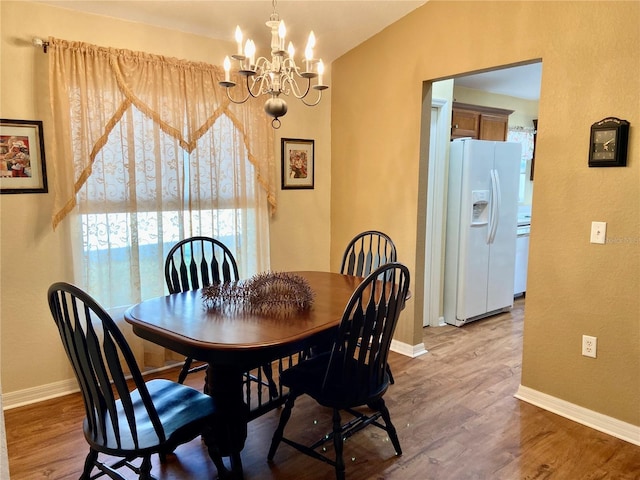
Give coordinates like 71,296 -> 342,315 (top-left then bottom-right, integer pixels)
48,38 -> 275,367
49,38 -> 274,311
78,106 -> 267,309
507,128 -> 535,203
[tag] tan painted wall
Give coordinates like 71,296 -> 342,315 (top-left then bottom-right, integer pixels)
0,1 -> 331,395
269,94 -> 332,273
331,1 -> 639,425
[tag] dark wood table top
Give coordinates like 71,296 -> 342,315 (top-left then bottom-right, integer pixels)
124,271 -> 362,364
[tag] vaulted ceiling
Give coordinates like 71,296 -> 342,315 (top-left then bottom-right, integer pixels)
32,0 -> 540,100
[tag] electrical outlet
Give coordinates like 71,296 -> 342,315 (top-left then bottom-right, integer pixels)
582,335 -> 597,358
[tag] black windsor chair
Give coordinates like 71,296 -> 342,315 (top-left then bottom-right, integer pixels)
164,236 -> 278,398
340,230 -> 399,384
47,282 -> 224,480
268,262 -> 410,480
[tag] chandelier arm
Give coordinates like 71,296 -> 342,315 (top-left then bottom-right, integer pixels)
249,74 -> 271,97
225,86 -> 252,105
225,75 -> 267,103
299,89 -> 323,107
288,76 -> 312,100
278,75 -> 294,97
246,80 -> 262,98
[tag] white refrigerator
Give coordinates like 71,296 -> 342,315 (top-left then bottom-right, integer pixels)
444,139 -> 521,327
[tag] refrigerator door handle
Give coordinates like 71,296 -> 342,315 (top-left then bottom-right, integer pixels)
487,170 -> 495,244
488,169 -> 501,244
493,169 -> 501,242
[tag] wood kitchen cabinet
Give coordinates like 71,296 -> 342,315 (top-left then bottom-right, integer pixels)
451,102 -> 514,141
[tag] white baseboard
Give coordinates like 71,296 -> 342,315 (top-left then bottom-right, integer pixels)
2,345 -> 428,409
390,339 -> 428,358
515,384 -> 640,446
2,364 -> 181,410
2,378 -> 80,410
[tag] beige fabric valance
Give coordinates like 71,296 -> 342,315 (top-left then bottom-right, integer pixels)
48,37 -> 275,229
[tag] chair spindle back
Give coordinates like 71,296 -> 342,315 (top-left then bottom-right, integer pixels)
340,230 -> 397,278
165,236 -> 240,293
48,282 -> 165,449
324,263 -> 410,400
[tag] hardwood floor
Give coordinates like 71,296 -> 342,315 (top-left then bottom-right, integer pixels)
5,299 -> 640,479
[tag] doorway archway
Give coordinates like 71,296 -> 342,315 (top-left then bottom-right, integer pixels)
419,61 -> 542,329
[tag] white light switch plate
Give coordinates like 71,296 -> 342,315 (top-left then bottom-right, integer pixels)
590,221 -> 606,244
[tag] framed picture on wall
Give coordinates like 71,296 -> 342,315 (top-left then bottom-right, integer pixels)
0,119 -> 48,194
281,138 -> 314,190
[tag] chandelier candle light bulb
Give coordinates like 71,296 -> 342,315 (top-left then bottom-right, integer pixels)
304,31 -> 316,73
278,21 -> 286,51
235,26 -> 243,56
317,59 -> 324,86
218,0 -> 328,128
224,56 -> 231,82
245,40 -> 256,69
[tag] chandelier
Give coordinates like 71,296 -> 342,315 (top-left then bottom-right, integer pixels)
219,0 -> 328,129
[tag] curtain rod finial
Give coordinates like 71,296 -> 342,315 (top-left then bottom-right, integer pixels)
32,37 -> 49,53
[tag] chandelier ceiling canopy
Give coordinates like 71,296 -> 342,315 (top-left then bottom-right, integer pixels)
219,0 -> 328,129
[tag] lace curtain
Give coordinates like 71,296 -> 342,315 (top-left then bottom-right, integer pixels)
47,38 -> 276,366
507,126 -> 535,203
507,126 -> 535,170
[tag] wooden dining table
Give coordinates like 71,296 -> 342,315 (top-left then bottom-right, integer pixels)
124,271 -> 363,479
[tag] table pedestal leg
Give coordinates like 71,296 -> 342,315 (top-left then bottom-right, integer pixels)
202,364 -> 249,479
